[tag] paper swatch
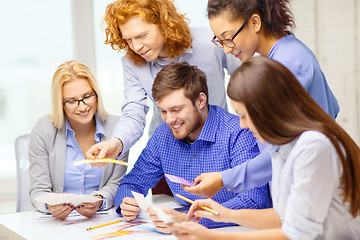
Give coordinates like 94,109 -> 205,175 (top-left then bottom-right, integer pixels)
73,158 -> 128,167
35,193 -> 102,207
113,221 -> 146,231
165,174 -> 194,187
131,191 -> 150,211
91,230 -> 132,239
152,206 -> 174,224
130,191 -> 174,224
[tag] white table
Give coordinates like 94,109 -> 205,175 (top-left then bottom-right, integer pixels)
0,195 -> 252,240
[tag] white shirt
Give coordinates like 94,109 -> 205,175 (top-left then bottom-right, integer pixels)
269,131 -> 360,240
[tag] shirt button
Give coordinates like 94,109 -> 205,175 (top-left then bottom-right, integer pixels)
193,154 -> 196,157
227,188 -> 231,191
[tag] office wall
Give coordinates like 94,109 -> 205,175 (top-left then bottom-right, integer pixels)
292,0 -> 360,144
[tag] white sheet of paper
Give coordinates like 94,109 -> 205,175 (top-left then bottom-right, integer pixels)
34,193 -> 102,207
131,191 -> 150,211
151,206 -> 174,224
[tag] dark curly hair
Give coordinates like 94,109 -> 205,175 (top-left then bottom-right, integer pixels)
207,0 -> 295,38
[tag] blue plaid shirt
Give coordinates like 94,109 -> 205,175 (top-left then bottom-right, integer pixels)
114,105 -> 269,228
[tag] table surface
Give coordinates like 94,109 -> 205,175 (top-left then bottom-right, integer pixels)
0,194 -> 252,240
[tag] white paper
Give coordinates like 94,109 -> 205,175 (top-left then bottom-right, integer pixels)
35,193 -> 102,207
151,206 -> 174,224
131,191 -> 150,211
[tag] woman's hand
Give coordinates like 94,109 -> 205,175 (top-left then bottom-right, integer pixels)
47,203 -> 74,220
147,207 -> 187,233
169,221 -> 212,240
74,195 -> 103,218
182,172 -> 224,198
187,199 -> 231,223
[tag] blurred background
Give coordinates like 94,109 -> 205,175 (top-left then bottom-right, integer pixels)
0,0 -> 359,214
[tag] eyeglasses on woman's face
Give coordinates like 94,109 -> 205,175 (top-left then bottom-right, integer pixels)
63,93 -> 98,109
212,20 -> 248,48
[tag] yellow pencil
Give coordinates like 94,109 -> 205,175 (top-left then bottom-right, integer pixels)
175,194 -> 220,216
86,219 -> 122,231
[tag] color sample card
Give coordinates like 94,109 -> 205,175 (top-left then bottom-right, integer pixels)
165,174 -> 194,187
91,230 -> 132,239
131,191 -> 150,211
113,221 -> 147,231
73,159 -> 128,166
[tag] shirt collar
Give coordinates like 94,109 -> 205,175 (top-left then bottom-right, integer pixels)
268,136 -> 298,159
194,105 -> 217,143
151,48 -> 193,67
65,113 -> 105,142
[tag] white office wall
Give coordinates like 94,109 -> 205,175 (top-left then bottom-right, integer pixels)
292,0 -> 360,144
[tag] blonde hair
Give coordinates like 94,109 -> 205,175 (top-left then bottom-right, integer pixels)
50,60 -> 108,129
102,0 -> 192,65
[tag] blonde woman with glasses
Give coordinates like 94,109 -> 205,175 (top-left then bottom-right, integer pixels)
28,60 -> 128,220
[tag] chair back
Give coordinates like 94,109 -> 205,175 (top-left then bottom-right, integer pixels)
15,134 -> 34,212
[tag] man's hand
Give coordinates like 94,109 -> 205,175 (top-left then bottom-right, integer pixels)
120,197 -> 141,221
47,203 -> 74,220
85,138 -> 123,168
182,172 -> 224,198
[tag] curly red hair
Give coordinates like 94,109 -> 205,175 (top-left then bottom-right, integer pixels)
102,0 -> 192,65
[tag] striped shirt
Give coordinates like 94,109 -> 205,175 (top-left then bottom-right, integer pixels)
115,105 -> 270,228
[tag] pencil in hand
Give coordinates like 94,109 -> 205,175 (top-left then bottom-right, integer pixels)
175,194 -> 220,216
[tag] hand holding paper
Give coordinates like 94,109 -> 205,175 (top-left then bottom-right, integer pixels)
165,174 -> 194,187
120,197 -> 141,221
35,193 -> 102,207
131,192 -> 174,223
131,191 -> 150,211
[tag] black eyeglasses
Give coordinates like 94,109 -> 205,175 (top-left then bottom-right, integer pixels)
63,94 -> 98,108
212,20 -> 248,48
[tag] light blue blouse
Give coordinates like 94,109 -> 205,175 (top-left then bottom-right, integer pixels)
221,33 -> 340,193
64,115 -> 104,196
